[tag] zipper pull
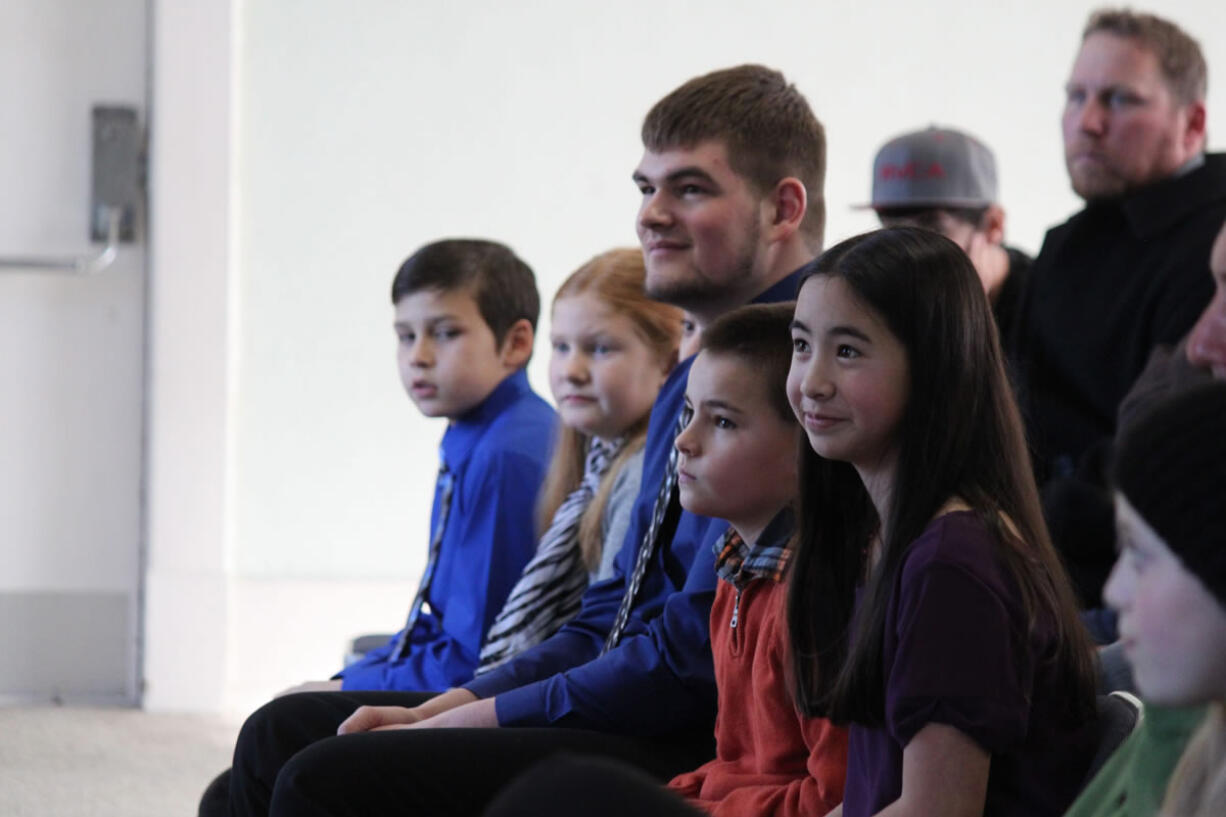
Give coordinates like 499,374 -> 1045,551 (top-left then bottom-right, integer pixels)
730,588 -> 742,629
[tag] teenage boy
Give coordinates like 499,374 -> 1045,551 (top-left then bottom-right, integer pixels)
867,125 -> 1029,348
669,303 -> 848,816
222,65 -> 826,817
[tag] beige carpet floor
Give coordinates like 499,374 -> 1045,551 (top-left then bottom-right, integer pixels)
0,707 -> 240,817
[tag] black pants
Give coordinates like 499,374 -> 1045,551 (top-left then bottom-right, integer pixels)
211,690 -> 714,817
484,756 -> 705,817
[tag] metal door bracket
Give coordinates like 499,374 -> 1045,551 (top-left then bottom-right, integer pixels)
1,106 -> 143,275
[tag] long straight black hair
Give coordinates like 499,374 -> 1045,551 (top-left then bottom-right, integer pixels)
786,227 -> 1097,726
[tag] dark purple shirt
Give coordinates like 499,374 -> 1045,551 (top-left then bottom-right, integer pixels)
843,512 -> 1096,817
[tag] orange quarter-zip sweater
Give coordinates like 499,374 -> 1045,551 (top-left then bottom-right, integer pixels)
668,520 -> 847,816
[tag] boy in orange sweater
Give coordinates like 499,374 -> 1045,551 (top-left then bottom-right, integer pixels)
667,303 -> 847,816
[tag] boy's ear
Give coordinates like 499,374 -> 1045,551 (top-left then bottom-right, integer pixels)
763,177 -> 807,243
498,318 -> 535,369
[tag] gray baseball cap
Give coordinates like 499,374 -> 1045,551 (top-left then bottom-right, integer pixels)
866,126 -> 998,210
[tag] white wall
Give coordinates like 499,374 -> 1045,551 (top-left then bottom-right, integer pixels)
143,0 -> 237,711
145,0 -> 1225,713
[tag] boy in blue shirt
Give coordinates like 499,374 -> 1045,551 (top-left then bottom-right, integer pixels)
284,238 -> 556,693
219,67 -> 825,817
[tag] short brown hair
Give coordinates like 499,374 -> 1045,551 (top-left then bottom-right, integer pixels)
699,302 -> 796,423
642,65 -> 827,250
1084,8 -> 1207,104
390,239 -> 539,346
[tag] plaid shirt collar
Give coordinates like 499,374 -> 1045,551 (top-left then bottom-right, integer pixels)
713,507 -> 795,589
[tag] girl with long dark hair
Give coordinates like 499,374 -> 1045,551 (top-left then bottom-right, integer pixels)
785,227 -> 1098,816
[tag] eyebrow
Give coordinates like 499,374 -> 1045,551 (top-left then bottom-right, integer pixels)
699,398 -> 746,414
1065,81 -> 1144,98
787,318 -> 873,343
828,325 -> 873,343
394,313 -> 462,327
549,329 -> 614,342
632,166 -> 719,187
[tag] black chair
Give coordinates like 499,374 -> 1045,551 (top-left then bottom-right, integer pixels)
344,633 -> 395,666
1096,641 -> 1138,694
1083,690 -> 1143,784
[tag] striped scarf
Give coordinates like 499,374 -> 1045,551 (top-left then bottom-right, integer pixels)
477,436 -> 623,673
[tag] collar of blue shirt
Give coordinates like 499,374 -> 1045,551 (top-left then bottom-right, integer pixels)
441,369 -> 534,469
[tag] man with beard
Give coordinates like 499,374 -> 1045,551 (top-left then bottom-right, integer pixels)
1014,8 -> 1226,618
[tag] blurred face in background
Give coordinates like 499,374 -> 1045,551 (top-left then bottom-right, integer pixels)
1186,220 -> 1226,379
1105,495 -> 1226,705
1062,32 -> 1204,200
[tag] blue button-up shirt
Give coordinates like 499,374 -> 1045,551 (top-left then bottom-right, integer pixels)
338,369 -> 556,691
466,270 -> 803,734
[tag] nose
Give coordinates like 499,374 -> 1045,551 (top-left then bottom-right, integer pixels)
674,415 -> 698,457
1185,290 -> 1226,373
638,189 -> 673,234
1077,97 -> 1107,136
410,336 -> 434,369
799,355 -> 834,401
563,350 -> 590,383
1102,551 -> 1132,615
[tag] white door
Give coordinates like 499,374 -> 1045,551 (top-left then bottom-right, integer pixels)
0,1 -> 148,704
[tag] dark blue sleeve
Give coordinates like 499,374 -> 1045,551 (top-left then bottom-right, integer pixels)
490,514 -> 720,735
463,566 -> 627,691
462,505 -> 648,698
337,448 -> 545,691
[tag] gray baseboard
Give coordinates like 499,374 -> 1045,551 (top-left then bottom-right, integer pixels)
0,591 -> 132,702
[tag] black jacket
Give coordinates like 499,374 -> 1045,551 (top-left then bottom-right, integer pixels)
1014,153 -> 1226,604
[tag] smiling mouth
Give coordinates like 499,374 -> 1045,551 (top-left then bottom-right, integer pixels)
801,412 -> 844,430
647,239 -> 689,253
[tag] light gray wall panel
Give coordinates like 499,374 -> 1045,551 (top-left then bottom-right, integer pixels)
0,592 -> 129,700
